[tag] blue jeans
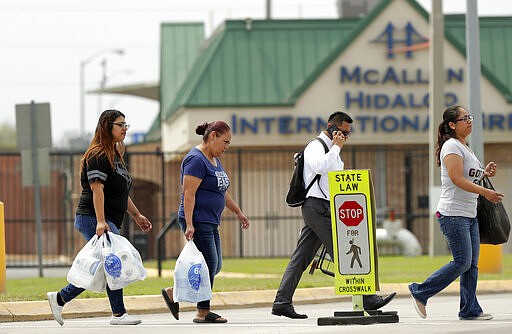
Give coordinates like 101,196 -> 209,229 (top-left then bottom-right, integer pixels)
409,214 -> 483,319
59,215 -> 126,316
178,217 -> 222,310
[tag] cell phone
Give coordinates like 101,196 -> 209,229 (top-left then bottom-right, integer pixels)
327,124 -> 339,137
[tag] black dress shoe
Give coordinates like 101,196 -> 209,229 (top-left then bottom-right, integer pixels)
271,304 -> 308,319
363,292 -> 397,310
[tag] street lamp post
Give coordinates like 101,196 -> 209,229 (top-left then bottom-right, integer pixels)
79,48 -> 124,138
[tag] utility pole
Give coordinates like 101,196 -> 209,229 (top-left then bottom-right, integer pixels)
429,0 -> 447,256
79,49 -> 124,138
98,58 -> 107,117
466,0 -> 483,161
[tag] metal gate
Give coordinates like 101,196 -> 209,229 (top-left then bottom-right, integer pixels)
0,145 -> 431,268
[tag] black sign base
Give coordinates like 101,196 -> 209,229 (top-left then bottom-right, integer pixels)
317,310 -> 399,326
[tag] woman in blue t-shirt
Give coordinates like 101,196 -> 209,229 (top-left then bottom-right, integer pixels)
409,105 -> 503,320
162,120 -> 249,323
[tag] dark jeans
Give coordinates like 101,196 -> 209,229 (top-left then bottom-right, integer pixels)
409,214 -> 482,318
59,215 -> 126,316
178,216 -> 222,310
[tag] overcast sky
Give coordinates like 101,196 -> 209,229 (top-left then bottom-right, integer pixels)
1,0 -> 511,146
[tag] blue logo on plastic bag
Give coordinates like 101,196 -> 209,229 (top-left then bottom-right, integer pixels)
104,253 -> 122,278
89,260 -> 102,275
188,264 -> 202,291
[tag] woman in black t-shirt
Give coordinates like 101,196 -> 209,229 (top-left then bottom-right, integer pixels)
47,109 -> 153,326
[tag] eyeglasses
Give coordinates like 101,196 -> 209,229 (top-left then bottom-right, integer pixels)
112,122 -> 130,130
454,115 -> 473,123
341,130 -> 352,137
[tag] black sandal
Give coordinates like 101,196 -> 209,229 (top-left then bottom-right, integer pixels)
193,312 -> 228,323
161,288 -> 179,320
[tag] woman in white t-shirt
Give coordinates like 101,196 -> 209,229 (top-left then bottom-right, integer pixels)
408,105 -> 503,320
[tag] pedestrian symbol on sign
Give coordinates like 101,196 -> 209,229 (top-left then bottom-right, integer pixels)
346,239 -> 362,268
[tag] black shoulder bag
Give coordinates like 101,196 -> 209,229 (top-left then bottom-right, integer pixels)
477,177 -> 510,245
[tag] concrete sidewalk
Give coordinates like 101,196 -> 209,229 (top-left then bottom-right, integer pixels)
1,280 -> 512,323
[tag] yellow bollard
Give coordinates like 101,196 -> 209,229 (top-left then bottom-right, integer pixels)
478,244 -> 502,274
0,202 -> 5,293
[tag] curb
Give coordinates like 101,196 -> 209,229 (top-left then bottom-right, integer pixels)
1,280 -> 512,323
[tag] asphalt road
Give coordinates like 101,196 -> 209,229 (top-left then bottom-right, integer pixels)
2,293 -> 512,334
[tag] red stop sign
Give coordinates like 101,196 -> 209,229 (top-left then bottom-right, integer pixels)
339,201 -> 364,226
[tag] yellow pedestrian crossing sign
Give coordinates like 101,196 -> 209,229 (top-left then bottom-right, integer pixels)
328,169 -> 379,295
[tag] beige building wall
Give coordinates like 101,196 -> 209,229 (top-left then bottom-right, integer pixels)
160,0 -> 512,256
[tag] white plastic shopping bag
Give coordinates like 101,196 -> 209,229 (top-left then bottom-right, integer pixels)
173,240 -> 212,303
67,234 -> 107,292
102,232 -> 147,290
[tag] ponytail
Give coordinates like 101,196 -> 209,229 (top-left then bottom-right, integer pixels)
435,105 -> 462,166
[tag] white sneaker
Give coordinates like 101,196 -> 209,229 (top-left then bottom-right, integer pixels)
110,313 -> 142,325
47,292 -> 64,326
411,294 -> 427,319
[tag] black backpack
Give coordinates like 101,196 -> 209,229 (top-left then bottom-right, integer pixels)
285,137 -> 328,207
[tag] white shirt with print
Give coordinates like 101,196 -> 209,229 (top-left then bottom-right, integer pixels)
437,138 -> 484,218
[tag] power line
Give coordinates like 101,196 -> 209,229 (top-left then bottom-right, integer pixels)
0,1 -> 336,13
0,80 -> 76,86
1,42 -> 156,49
0,4 -> 257,13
